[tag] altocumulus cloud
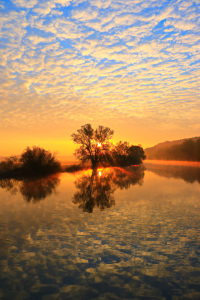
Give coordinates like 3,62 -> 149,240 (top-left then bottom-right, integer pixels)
0,0 -> 199,129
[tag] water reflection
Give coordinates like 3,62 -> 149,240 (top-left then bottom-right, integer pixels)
0,167 -> 200,299
0,174 -> 60,202
73,166 -> 145,213
146,163 -> 200,183
0,178 -> 18,194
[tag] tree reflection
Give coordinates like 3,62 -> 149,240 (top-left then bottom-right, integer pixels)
20,175 -> 60,202
146,164 -> 200,184
73,166 -> 145,213
113,167 -> 145,189
0,178 -> 19,194
73,170 -> 115,213
0,175 -> 60,202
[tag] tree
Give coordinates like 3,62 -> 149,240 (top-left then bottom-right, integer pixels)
71,124 -> 114,169
127,145 -> 146,164
20,146 -> 61,175
112,141 -> 146,166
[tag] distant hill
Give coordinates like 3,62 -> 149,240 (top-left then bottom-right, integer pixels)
145,137 -> 200,161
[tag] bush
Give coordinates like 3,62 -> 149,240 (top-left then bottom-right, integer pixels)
0,156 -> 21,178
20,146 -> 61,175
0,156 -> 20,173
112,142 -> 146,166
0,147 -> 61,178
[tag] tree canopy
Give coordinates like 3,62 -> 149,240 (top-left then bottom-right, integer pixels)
71,124 -> 146,168
20,146 -> 61,175
0,146 -> 61,178
112,141 -> 146,166
71,124 -> 114,168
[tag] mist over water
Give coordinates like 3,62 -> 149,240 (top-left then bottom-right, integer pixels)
0,165 -> 200,299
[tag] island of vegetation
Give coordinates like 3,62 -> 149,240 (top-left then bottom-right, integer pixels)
0,124 -> 146,178
68,124 -> 146,170
0,146 -> 61,179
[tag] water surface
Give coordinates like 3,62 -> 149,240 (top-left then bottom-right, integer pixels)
0,165 -> 200,299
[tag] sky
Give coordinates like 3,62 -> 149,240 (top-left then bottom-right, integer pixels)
0,0 -> 200,159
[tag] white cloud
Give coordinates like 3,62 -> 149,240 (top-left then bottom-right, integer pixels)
11,0 -> 38,8
27,35 -> 56,44
50,9 -> 63,16
33,2 -> 56,15
165,19 -> 197,31
0,0 -> 199,131
71,8 -> 99,21
178,1 -> 194,11
33,0 -> 71,16
156,5 -> 174,22
54,0 -> 71,5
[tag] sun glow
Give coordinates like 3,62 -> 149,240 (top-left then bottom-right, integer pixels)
98,143 -> 102,147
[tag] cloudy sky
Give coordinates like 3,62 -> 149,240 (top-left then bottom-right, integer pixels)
0,0 -> 200,157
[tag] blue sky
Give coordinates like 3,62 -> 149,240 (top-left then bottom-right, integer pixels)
0,0 -> 200,156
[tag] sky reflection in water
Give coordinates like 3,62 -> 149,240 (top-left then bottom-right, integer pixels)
0,165 -> 200,299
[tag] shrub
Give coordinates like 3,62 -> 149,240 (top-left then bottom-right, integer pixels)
20,146 -> 61,175
112,141 -> 146,166
0,156 -> 20,172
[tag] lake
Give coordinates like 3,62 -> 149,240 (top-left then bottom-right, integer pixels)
0,164 -> 200,300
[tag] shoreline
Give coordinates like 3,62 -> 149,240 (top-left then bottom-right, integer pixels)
145,159 -> 200,168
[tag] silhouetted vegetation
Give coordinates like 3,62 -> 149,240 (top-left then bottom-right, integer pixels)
20,146 -> 61,175
0,146 -> 61,179
71,124 -> 146,169
73,166 -> 145,213
0,156 -> 19,171
145,137 -> 200,161
0,156 -> 21,178
112,141 -> 146,166
65,164 -> 86,173
0,175 -> 60,202
72,124 -> 114,169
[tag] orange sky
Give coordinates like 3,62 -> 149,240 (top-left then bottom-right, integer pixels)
1,118 -> 199,160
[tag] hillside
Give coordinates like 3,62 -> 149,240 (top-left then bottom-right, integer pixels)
145,137 -> 200,161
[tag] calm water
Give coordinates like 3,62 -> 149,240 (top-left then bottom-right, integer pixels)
0,165 -> 200,300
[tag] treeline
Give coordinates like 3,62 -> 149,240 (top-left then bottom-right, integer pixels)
110,141 -> 146,166
147,139 -> 200,161
0,124 -> 146,178
72,124 -> 146,169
